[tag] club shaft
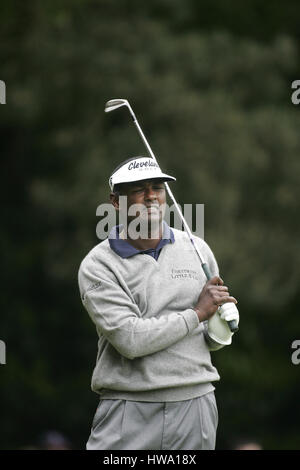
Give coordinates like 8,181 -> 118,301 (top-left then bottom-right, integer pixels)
126,103 -> 238,333
130,111 -> 205,262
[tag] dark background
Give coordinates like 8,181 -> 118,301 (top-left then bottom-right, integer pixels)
1,0 -> 300,450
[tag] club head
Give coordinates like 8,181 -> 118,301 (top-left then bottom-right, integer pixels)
104,99 -> 129,113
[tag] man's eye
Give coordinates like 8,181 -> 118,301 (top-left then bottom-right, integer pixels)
131,186 -> 164,192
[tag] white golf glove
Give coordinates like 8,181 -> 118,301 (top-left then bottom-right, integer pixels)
207,302 -> 239,346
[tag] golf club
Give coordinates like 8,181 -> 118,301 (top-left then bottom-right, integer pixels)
105,98 -> 239,333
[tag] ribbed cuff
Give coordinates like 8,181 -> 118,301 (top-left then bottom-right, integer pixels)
180,308 -> 200,334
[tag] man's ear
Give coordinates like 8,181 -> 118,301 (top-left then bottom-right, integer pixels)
110,192 -> 120,211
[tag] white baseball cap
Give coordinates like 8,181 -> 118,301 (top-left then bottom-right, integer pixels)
109,156 -> 176,191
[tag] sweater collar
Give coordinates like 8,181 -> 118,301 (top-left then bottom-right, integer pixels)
108,221 -> 175,259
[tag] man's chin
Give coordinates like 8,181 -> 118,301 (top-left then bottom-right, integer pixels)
138,216 -> 163,237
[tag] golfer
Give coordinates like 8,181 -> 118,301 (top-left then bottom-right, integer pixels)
78,156 -> 238,450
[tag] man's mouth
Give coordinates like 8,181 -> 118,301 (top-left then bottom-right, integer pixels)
144,206 -> 160,215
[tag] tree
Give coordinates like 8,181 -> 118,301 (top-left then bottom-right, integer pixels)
1,0 -> 300,449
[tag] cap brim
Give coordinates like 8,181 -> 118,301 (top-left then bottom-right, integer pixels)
125,174 -> 176,184
111,174 -> 176,190
109,156 -> 176,191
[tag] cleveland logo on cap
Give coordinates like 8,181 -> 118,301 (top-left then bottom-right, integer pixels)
128,159 -> 159,170
109,156 -> 176,190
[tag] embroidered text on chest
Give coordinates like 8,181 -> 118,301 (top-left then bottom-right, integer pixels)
171,269 -> 200,280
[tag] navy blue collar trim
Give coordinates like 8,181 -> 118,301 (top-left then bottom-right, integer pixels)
108,221 -> 175,259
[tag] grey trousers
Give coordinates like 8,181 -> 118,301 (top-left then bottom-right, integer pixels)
86,392 -> 218,450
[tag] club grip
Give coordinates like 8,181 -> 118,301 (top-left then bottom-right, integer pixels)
201,262 -> 213,281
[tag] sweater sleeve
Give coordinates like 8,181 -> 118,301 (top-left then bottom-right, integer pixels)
78,258 -> 200,360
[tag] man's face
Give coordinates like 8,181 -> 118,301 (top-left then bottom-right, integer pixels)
110,179 -> 167,236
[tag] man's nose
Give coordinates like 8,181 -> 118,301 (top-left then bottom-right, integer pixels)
144,187 -> 157,200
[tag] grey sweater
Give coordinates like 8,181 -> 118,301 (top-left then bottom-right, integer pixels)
78,228 -> 221,402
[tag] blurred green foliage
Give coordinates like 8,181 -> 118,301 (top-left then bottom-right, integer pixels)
1,0 -> 300,450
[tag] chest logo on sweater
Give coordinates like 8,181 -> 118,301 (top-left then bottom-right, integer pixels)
171,269 -> 201,280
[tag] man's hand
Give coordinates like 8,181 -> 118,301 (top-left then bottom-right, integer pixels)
193,276 -> 238,323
